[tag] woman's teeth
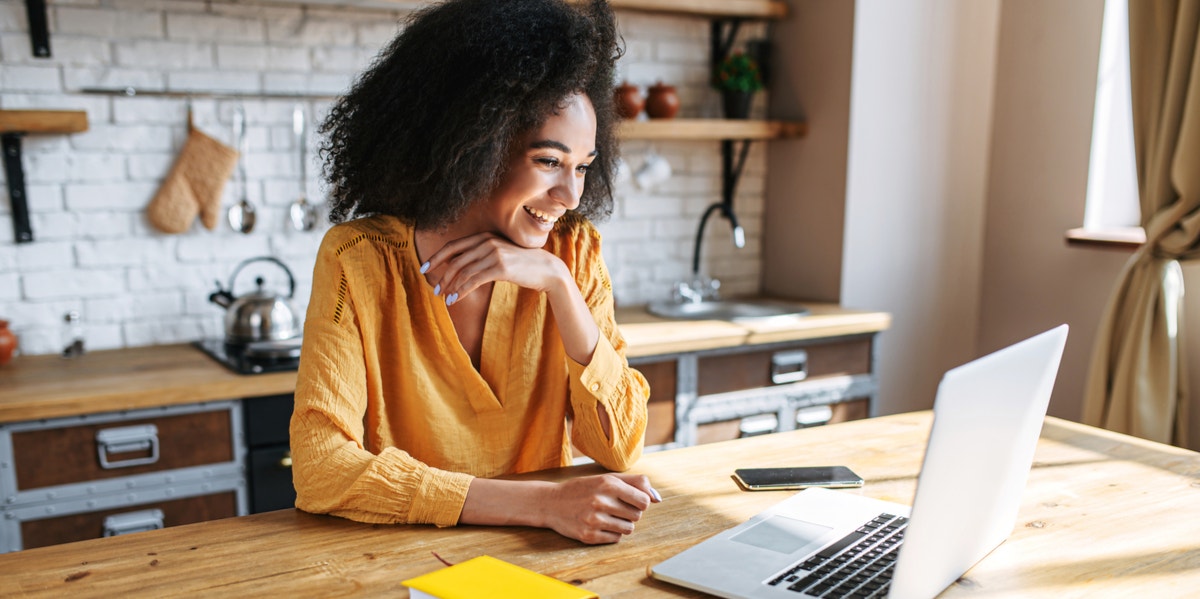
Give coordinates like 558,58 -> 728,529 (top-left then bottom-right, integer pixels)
524,206 -> 557,225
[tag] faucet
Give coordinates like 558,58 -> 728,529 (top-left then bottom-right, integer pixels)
672,139 -> 749,305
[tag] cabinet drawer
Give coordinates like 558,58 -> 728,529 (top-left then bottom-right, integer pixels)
697,337 -> 871,396
19,491 -> 238,550
10,409 -> 234,491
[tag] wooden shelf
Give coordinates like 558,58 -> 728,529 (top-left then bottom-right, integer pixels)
0,110 -> 89,135
618,118 -> 806,141
594,0 -> 787,19
249,0 -> 787,20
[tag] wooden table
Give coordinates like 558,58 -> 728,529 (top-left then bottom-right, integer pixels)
5,411 -> 1195,597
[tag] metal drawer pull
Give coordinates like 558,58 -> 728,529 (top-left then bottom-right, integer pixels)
770,349 -> 809,384
96,424 -> 160,469
279,450 -> 293,469
738,414 -> 779,438
103,509 -> 165,537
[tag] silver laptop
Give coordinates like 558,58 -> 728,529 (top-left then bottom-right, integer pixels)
650,325 -> 1068,599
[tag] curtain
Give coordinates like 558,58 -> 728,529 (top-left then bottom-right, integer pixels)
1082,0 -> 1200,445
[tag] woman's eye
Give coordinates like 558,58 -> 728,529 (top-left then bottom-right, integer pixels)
536,157 -> 560,168
576,163 -> 590,174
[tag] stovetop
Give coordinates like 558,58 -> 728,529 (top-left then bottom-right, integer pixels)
194,338 -> 301,375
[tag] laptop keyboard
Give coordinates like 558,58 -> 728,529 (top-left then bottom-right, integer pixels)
768,512 -> 908,598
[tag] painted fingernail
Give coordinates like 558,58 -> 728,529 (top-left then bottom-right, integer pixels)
433,284 -> 441,296
446,293 -> 458,306
650,487 -> 662,502
420,261 -> 430,274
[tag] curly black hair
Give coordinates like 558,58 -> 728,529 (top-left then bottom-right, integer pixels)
319,0 -> 622,227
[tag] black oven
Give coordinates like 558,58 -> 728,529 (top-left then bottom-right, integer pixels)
242,394 -> 297,513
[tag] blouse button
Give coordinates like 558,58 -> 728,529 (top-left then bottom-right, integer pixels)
589,382 -> 600,393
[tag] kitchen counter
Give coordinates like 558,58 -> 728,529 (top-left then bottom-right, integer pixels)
0,302 -> 889,424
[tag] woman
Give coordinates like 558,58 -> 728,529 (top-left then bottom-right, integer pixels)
290,0 -> 658,545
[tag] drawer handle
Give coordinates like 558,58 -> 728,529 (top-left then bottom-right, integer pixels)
96,424 -> 160,469
104,509 -> 165,537
279,450 -> 293,469
771,349 -> 809,384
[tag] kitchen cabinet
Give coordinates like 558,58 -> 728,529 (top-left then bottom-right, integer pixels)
0,402 -> 247,553
631,332 -> 878,451
0,305 -> 887,550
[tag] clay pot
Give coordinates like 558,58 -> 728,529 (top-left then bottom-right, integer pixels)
644,82 -> 680,119
613,81 -> 644,120
0,320 -> 16,366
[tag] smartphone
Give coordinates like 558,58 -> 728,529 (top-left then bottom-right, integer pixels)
732,466 -> 864,491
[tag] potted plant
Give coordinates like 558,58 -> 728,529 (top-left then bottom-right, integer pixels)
712,51 -> 764,119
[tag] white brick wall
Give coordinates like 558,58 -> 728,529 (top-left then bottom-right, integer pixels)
0,0 -> 769,356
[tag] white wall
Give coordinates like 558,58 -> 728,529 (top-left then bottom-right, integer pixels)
0,0 -> 767,355
841,0 -> 1001,415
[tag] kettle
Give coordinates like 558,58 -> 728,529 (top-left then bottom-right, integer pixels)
209,257 -> 301,344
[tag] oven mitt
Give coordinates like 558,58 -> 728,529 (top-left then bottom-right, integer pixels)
146,111 -> 239,233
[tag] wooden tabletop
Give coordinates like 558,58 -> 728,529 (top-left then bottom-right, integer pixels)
0,302 -> 889,423
3,412 -> 1197,597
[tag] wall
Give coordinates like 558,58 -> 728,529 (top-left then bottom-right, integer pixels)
979,0 -> 1200,448
838,0 -> 1001,415
0,0 -> 767,356
762,0 -> 855,304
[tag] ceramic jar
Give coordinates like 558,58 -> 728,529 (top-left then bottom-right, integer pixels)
614,81 -> 644,120
644,82 -> 680,119
0,320 -> 16,366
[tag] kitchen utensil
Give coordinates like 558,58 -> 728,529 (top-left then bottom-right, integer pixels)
227,107 -> 256,234
208,256 -> 300,344
289,105 -> 317,232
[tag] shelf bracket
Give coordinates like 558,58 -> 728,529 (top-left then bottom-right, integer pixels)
2,133 -> 35,243
25,0 -> 51,58
710,19 -> 743,74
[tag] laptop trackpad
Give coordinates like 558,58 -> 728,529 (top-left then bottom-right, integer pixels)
730,515 -> 832,554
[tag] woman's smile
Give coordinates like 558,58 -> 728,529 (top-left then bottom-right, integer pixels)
523,205 -> 560,228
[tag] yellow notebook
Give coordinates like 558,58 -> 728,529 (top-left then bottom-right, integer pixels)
402,555 -> 598,599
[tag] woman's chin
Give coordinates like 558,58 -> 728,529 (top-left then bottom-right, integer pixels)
502,228 -> 551,249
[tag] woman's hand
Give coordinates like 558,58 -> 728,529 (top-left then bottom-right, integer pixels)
461,474 -> 663,545
423,232 -> 569,303
423,231 -> 599,365
542,473 -> 661,545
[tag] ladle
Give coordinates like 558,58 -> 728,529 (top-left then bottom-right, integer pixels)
289,105 -> 317,231
227,106 -> 256,234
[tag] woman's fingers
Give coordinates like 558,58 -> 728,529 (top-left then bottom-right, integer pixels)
426,234 -> 563,304
546,474 -> 660,544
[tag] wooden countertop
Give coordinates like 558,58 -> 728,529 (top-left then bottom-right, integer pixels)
0,302 -> 889,424
4,412 -> 1197,597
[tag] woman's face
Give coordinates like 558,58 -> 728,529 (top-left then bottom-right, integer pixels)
478,93 -> 598,248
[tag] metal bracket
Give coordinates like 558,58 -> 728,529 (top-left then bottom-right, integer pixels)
25,0 -> 50,58
710,19 -> 743,74
2,134 -> 34,244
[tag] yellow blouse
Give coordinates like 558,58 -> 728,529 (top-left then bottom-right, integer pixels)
290,214 -> 650,527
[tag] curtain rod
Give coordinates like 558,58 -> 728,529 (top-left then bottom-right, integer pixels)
78,87 -> 341,101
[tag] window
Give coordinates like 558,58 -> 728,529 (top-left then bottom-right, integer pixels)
1082,0 -> 1141,233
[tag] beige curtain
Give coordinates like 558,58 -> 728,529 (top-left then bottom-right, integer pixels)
1082,0 -> 1200,445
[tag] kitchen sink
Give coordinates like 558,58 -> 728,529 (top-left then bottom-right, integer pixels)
646,299 -> 810,322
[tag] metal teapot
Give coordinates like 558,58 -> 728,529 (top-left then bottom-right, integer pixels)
209,257 -> 301,344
